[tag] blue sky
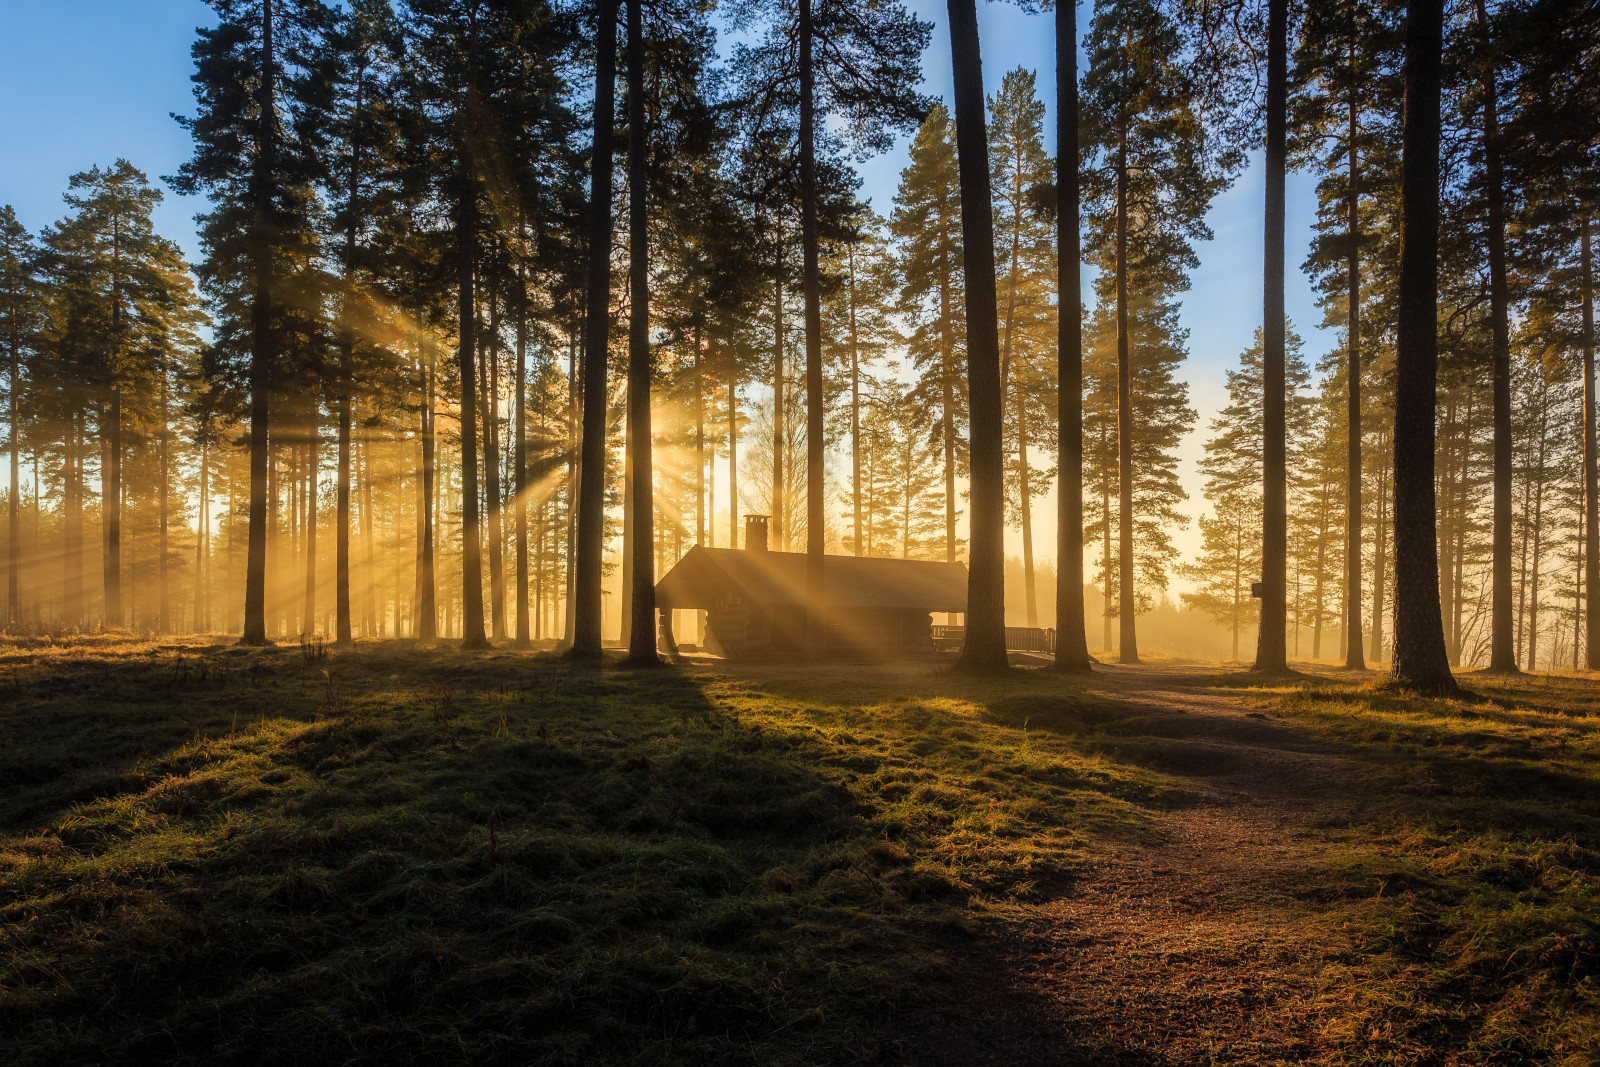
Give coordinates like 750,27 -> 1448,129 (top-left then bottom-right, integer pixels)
0,0 -> 1336,586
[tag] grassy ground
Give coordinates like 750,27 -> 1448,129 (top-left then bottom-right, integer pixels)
9,638 -> 1600,1065
0,637 -> 1172,1066
1244,667 -> 1600,1066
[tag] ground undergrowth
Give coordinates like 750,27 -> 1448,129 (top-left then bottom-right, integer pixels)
0,637 -> 1170,1066
1247,668 -> 1600,1066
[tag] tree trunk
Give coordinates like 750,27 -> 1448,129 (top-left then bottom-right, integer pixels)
456,82 -> 487,649
1389,0 -> 1457,694
1528,414 -> 1547,669
563,336 -> 577,645
6,303 -> 17,625
514,263 -> 530,648
849,241 -> 863,556
194,445 -> 207,631
1018,395 -> 1037,627
1254,0 -> 1288,673
1475,0 -> 1517,672
573,0 -> 617,661
1102,479 -> 1113,653
482,294 -> 506,640
1232,537 -> 1241,662
105,387 -> 122,628
999,136 -> 1026,624
335,112 -> 362,643
1345,72 -> 1364,668
268,438 -> 279,635
800,0 -> 827,657
303,397 -> 317,635
1312,507 -> 1327,659
1054,0 -> 1091,669
942,350 -> 956,565
1580,215 -> 1593,668
1115,137 -> 1137,664
695,323 -> 706,547
1438,397 -> 1457,660
773,237 -> 786,550
728,376 -> 739,546
241,0 -> 275,646
948,0 -> 1008,671
417,349 -> 437,637
159,370 -> 170,632
623,0 -> 660,667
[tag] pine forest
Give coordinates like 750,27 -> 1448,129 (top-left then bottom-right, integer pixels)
5,0 -> 1600,1062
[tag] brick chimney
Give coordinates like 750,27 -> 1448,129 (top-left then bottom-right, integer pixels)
744,514 -> 769,552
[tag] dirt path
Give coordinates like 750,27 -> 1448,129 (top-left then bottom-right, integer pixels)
902,664 -> 1357,1066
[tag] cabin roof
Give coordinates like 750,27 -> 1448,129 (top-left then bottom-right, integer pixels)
655,546 -> 968,612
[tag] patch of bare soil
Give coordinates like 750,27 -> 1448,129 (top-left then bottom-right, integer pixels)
894,665 -> 1357,1066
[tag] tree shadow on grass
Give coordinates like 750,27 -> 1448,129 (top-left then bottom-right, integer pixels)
0,642 -> 1011,1066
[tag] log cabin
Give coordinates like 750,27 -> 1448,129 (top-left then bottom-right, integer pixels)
654,516 -> 967,660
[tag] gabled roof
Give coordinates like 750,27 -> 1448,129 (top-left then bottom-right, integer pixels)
656,546 -> 968,612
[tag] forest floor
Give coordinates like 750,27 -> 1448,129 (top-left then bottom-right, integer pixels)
2,637 -> 1599,1065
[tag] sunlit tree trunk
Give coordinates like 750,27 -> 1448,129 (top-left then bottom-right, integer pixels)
159,368 -> 171,633
1389,0 -> 1456,693
799,0 -> 827,656
417,351 -> 437,638
241,0 -> 275,646
1254,0 -> 1288,673
563,336 -> 577,646
1017,396 -> 1036,627
6,302 -> 17,625
1115,135 -> 1137,664
942,346 -> 956,565
1370,451 -> 1389,662
106,386 -> 122,628
1343,59 -> 1364,670
1582,219 -> 1597,669
194,444 -> 207,632
65,418 -> 83,627
948,0 -> 1008,671
1527,400 -> 1549,669
1475,0 -> 1517,672
1053,0 -> 1091,670
728,376 -> 739,546
303,397 -> 317,636
772,235 -> 786,551
849,241 -> 863,556
1102,479 -> 1113,654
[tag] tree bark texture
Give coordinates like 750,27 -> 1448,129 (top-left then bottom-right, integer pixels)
1583,219 -> 1598,669
1254,0 -> 1288,673
242,0 -> 275,646
1116,139 -> 1137,663
800,0 -> 827,657
1053,0 -> 1092,671
623,0 -> 659,667
1389,0 -> 1457,693
572,0 -> 617,661
947,0 -> 1008,670
1478,0 -> 1517,672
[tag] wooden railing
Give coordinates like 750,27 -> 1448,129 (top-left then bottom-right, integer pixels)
931,625 -> 1057,654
